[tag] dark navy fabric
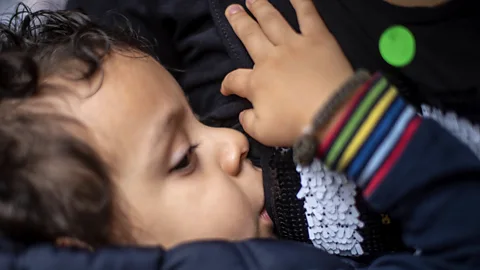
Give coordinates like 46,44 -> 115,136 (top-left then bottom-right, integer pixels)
0,240 -> 355,270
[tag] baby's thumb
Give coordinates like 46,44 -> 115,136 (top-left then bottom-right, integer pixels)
239,109 -> 259,140
221,68 -> 252,98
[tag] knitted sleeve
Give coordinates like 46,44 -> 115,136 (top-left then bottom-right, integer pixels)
316,72 -> 420,198
300,72 -> 480,269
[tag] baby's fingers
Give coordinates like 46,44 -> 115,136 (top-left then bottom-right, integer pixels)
246,0 -> 296,45
225,4 -> 274,62
239,109 -> 259,141
290,0 -> 329,36
221,68 -> 253,99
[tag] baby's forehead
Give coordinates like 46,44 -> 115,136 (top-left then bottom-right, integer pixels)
37,52 -> 188,169
33,50 -> 150,106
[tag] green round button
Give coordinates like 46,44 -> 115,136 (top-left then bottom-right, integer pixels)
379,25 -> 416,67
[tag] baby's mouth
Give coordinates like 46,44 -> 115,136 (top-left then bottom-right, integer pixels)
260,208 -> 273,224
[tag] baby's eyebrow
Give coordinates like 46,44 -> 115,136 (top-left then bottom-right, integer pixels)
162,106 -> 186,130
148,106 -> 185,157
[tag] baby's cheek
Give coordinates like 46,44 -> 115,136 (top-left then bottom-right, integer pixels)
258,219 -> 275,238
227,211 -> 258,240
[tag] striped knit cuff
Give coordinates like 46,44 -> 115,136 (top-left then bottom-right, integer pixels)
317,72 -> 422,198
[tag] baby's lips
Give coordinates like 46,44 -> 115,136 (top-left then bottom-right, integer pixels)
260,208 -> 273,224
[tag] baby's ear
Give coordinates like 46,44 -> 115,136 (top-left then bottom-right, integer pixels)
56,237 -> 94,251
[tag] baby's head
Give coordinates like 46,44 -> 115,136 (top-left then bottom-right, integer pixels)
0,5 -> 271,248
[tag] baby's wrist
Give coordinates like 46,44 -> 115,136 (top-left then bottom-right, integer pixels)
293,70 -> 372,166
315,73 -> 382,142
297,71 -> 421,183
313,72 -> 422,197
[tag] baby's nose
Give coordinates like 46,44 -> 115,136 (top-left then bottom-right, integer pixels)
217,128 -> 249,176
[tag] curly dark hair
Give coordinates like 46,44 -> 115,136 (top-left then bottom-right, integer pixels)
0,3 -> 150,247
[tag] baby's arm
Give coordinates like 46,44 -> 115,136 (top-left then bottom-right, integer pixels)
315,73 -> 480,269
221,0 -> 480,268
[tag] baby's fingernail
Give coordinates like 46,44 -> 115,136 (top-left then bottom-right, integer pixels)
247,0 -> 256,4
228,5 -> 243,15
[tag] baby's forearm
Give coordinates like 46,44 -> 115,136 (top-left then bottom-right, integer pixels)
313,72 -> 480,267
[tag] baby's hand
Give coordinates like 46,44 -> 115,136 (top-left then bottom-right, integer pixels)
221,0 -> 354,147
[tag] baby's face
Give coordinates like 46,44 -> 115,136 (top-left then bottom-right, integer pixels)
51,52 -> 273,248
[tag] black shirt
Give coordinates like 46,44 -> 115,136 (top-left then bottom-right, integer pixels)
311,0 -> 480,120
